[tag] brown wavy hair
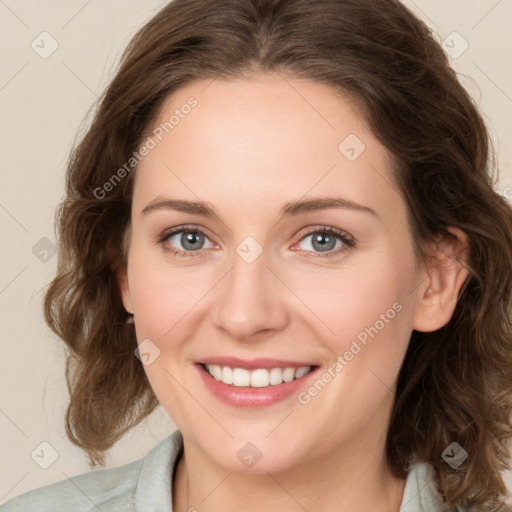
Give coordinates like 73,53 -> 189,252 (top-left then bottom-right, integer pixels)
43,0 -> 512,509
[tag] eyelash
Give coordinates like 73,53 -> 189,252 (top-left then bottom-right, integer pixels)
156,224 -> 355,259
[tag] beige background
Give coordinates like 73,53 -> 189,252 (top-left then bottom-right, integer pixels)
1,0 -> 511,504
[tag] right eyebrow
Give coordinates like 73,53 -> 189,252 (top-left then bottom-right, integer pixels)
141,198 -> 217,218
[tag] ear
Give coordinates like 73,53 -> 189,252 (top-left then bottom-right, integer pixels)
413,227 -> 470,332
116,265 -> 133,315
115,223 -> 133,314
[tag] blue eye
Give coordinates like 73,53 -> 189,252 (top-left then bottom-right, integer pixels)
159,226 -> 215,256
157,225 -> 354,258
294,227 -> 354,258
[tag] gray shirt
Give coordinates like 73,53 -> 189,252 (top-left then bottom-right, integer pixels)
0,429 -> 450,511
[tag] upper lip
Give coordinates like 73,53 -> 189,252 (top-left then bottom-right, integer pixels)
197,357 -> 317,370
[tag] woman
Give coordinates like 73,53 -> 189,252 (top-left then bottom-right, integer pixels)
3,0 -> 512,510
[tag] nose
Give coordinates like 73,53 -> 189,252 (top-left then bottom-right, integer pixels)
212,248 -> 290,342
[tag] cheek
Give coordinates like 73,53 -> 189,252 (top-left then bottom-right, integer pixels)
128,249 -> 214,341
294,249 -> 415,352
298,256 -> 417,420
127,252 -> 206,425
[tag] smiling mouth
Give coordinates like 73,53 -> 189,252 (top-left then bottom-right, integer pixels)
201,363 -> 316,388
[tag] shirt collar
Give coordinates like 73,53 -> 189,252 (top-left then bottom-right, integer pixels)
135,430 -> 183,511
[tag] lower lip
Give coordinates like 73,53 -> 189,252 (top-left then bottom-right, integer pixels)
196,364 -> 318,408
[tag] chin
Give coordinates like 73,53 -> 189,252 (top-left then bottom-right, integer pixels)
196,430 -> 309,474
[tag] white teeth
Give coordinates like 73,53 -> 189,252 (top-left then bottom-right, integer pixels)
282,368 -> 295,382
250,369 -> 270,387
294,366 -> 310,379
221,366 -> 233,384
212,365 -> 222,381
232,368 -> 250,387
204,364 -> 312,387
269,367 -> 283,385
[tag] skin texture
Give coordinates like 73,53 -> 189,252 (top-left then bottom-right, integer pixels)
118,73 -> 469,512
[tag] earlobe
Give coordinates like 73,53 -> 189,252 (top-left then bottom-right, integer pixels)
413,227 -> 470,333
116,266 -> 133,314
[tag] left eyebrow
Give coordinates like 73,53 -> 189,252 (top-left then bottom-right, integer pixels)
280,197 -> 378,218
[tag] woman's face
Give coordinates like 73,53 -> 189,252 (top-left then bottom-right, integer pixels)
119,73 -> 429,473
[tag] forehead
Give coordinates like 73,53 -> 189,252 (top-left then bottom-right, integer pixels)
132,74 -> 405,225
